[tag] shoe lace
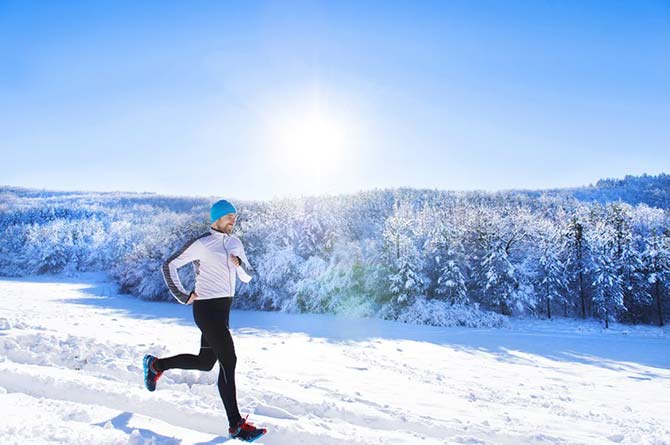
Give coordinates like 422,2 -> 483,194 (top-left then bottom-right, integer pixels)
149,358 -> 162,378
240,415 -> 257,431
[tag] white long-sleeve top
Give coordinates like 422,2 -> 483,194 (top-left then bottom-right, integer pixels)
161,226 -> 254,304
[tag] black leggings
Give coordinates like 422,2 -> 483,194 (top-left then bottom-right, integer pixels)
155,297 -> 242,428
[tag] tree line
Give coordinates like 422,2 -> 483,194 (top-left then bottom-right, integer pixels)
1,179 -> 668,328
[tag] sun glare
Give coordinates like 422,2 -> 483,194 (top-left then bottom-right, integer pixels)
271,108 -> 348,177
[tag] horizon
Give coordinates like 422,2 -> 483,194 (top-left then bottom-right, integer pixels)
3,170 -> 668,202
1,1 -> 669,201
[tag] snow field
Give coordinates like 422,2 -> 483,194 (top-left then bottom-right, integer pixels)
0,273 -> 668,444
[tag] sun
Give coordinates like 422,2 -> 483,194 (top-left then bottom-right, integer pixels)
270,107 -> 348,177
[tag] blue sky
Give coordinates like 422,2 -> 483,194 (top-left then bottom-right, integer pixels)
1,0 -> 668,201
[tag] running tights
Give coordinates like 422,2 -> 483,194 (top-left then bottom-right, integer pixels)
155,297 -> 242,428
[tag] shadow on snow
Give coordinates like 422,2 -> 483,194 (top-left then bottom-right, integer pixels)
45,275 -> 670,378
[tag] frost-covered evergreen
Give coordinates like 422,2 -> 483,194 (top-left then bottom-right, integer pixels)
254,244 -> 303,311
563,208 -> 593,319
534,218 -> 569,319
607,203 -> 649,323
589,213 -> 626,328
380,201 -> 427,319
435,241 -> 468,304
468,206 -> 535,316
636,206 -> 670,326
481,239 -> 517,316
432,228 -> 468,305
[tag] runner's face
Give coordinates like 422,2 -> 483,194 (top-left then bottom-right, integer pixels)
215,213 -> 236,233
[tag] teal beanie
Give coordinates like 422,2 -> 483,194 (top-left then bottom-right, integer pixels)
210,199 -> 237,223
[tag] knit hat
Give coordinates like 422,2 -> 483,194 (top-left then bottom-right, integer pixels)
210,199 -> 237,223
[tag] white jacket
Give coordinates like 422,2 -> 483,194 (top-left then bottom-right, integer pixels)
162,227 -> 254,304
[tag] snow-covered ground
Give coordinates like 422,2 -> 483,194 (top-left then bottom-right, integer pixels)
0,273 -> 668,445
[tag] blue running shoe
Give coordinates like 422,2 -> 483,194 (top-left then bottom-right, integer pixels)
143,354 -> 163,391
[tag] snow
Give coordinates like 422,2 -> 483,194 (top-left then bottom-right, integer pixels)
0,272 -> 669,445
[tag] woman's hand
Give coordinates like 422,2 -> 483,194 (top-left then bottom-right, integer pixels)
186,290 -> 199,305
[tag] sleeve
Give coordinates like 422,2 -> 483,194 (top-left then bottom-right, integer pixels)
235,243 -> 254,284
162,238 -> 201,304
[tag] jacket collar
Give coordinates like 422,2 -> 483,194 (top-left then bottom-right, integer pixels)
209,226 -> 230,238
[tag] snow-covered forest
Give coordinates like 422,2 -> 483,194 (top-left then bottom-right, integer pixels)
1,173 -> 669,328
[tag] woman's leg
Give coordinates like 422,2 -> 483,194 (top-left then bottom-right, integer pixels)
154,334 -> 217,372
192,298 -> 242,429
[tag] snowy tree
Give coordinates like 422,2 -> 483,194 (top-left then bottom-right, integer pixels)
0,224 -> 30,276
637,207 -> 670,326
381,201 -> 427,319
534,218 -> 569,319
589,215 -> 626,328
288,240 -> 370,316
291,255 -> 329,313
23,220 -> 77,274
292,200 -> 336,259
481,239 -> 518,316
606,203 -> 648,322
426,221 -> 468,305
254,243 -> 304,311
435,251 -> 468,304
563,207 -> 593,318
467,205 -> 533,316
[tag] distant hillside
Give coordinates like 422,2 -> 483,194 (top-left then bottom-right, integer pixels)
510,173 -> 670,208
3,172 -> 669,211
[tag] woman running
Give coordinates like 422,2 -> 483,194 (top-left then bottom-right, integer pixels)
143,199 -> 267,443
